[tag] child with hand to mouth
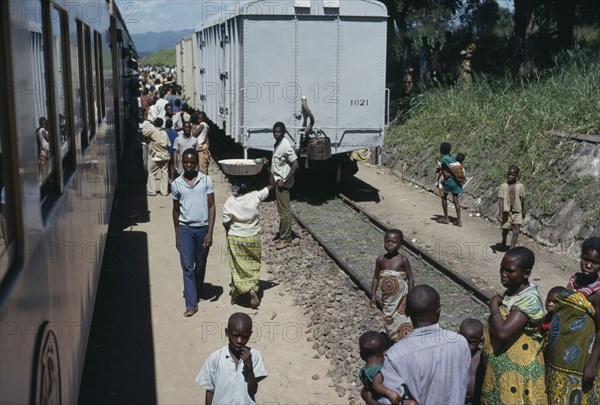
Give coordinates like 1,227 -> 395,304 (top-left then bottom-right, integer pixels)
196,313 -> 267,404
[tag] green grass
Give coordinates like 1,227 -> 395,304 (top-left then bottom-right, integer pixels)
141,48 -> 176,67
385,49 -> 600,225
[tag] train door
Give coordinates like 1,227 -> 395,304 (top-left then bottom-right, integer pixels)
182,36 -> 195,110
337,16 -> 386,152
218,23 -> 227,131
295,15 -> 339,144
243,15 -> 296,150
224,19 -> 234,140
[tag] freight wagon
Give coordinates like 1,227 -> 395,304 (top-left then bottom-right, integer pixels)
177,0 -> 388,178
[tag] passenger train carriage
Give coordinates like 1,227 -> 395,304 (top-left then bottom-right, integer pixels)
176,0 -> 388,175
0,0 -> 137,402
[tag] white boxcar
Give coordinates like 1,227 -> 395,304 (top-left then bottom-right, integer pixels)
179,0 -> 387,161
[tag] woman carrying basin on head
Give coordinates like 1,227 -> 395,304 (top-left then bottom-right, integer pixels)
223,159 -> 275,308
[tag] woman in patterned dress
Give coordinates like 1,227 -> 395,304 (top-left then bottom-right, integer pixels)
546,237 -> 600,404
222,163 -> 274,308
481,247 -> 547,404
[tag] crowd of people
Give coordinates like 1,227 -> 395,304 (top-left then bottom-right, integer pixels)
126,66 -> 600,405
356,142 -> 600,404
401,31 -> 478,95
361,234 -> 600,405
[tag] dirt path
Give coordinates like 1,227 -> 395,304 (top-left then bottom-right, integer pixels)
141,168 -> 344,404
350,163 -> 579,300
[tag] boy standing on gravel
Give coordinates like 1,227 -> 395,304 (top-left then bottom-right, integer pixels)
497,165 -> 525,249
196,313 -> 267,404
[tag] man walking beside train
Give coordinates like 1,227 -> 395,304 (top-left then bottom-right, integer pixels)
271,122 -> 299,250
172,148 -> 215,317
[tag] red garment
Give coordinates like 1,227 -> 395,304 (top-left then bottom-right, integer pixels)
567,273 -> 600,298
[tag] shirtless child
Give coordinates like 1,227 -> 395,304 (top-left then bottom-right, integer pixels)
370,229 -> 414,342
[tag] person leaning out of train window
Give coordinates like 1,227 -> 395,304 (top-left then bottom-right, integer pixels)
36,117 -> 50,166
191,112 -> 211,175
271,121 -> 299,250
140,88 -> 152,120
140,117 -> 171,196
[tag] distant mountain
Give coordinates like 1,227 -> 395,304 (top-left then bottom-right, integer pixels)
132,29 -> 193,56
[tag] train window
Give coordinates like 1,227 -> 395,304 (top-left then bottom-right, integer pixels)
85,26 -> 96,138
30,10 -> 54,190
95,31 -> 106,121
50,7 -> 75,179
76,21 -> 89,149
0,3 -> 16,276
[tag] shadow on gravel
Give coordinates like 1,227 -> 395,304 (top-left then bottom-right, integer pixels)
229,281 -> 279,309
203,282 -> 224,302
341,176 -> 381,203
490,243 -> 510,253
258,280 -> 278,293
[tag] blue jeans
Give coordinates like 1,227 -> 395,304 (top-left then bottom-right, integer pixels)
178,224 -> 208,310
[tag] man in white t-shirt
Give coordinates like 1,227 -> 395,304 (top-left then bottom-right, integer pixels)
271,122 -> 298,250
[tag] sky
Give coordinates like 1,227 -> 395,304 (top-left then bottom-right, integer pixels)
115,0 -> 238,34
116,0 -> 514,35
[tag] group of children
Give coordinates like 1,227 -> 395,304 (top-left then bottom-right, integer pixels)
436,142 -> 525,250
361,231 -> 600,404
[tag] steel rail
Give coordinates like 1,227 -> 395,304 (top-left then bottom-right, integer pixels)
337,194 -> 491,305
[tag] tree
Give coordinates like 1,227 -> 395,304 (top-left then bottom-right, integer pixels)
378,0 -> 462,38
513,0 -> 537,75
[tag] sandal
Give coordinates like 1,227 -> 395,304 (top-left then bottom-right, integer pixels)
435,217 -> 450,224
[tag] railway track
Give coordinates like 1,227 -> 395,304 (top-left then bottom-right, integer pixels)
291,195 -> 490,329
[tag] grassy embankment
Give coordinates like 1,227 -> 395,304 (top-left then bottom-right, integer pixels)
141,48 -> 176,67
385,50 -> 600,231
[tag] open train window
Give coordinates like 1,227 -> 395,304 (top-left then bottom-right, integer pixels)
94,31 -> 106,121
76,21 -> 90,150
30,10 -> 55,201
50,7 -> 75,184
85,26 -> 96,139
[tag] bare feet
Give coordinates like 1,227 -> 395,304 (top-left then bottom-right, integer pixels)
249,290 -> 260,309
453,220 -> 462,227
435,217 -> 450,224
276,240 -> 291,250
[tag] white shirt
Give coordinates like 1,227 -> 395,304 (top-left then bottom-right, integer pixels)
195,122 -> 209,145
155,98 -> 169,120
147,104 -> 159,122
223,187 -> 270,237
271,138 -> 297,189
196,345 -> 267,405
164,112 -> 183,130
